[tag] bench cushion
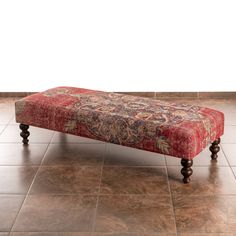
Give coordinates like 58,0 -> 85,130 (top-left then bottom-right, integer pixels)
15,86 -> 224,159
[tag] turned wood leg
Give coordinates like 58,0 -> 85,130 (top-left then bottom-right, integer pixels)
209,138 -> 220,160
181,159 -> 193,183
19,124 -> 30,145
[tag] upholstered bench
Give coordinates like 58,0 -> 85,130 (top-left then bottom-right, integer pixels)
15,87 -> 224,183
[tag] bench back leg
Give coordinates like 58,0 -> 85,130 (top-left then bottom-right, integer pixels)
19,124 -> 30,145
181,159 -> 193,183
209,138 -> 221,160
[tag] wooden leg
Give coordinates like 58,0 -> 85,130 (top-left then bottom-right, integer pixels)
181,159 -> 193,183
209,138 -> 220,160
19,124 -> 30,145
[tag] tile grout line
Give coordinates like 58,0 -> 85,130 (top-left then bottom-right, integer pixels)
220,144 -> 236,179
0,124 -> 8,136
9,131 -> 55,233
91,143 -> 106,233
0,112 -> 15,136
164,155 -> 178,236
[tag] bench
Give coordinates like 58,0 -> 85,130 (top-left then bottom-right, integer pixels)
15,86 -> 224,183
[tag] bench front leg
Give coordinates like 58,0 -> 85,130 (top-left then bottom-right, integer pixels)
181,159 -> 193,183
19,124 -> 30,145
209,138 -> 220,160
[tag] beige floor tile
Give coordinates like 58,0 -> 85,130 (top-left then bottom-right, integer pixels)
30,166 -> 101,194
231,167 -> 236,178
178,234 -> 235,236
0,166 -> 37,194
224,112 -> 236,126
0,109 -> 14,125
174,195 -> 236,233
0,125 -> 54,143
100,167 -> 169,195
59,233 -> 92,236
0,195 -> 24,231
42,143 -> 105,166
13,195 -> 97,232
10,233 -> 58,236
221,126 -> 236,144
0,125 -> 6,134
0,144 -> 48,166
221,144 -> 236,166
168,166 -> 236,196
9,116 -> 17,125
198,99 -> 236,113
95,195 -> 176,233
93,233 -> 176,236
165,145 -> 228,166
104,143 -> 165,166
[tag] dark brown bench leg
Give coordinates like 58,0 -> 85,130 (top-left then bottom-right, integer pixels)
181,159 -> 193,183
19,124 -> 30,145
209,138 -> 220,160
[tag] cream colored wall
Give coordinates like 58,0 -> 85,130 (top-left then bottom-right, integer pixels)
0,0 -> 236,92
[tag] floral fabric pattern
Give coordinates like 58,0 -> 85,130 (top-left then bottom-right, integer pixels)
15,86 -> 224,159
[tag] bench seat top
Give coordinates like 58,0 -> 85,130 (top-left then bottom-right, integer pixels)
15,86 -> 224,159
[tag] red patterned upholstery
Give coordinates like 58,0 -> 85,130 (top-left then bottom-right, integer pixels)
15,87 -> 224,159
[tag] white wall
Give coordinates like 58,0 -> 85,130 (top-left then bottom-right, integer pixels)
0,0 -> 236,92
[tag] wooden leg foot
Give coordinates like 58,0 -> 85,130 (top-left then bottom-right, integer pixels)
19,124 -> 30,145
209,138 -> 220,160
181,159 -> 193,183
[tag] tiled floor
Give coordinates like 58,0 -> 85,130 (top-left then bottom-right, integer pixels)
0,97 -> 236,235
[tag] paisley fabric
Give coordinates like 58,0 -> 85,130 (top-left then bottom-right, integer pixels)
15,86 -> 224,159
